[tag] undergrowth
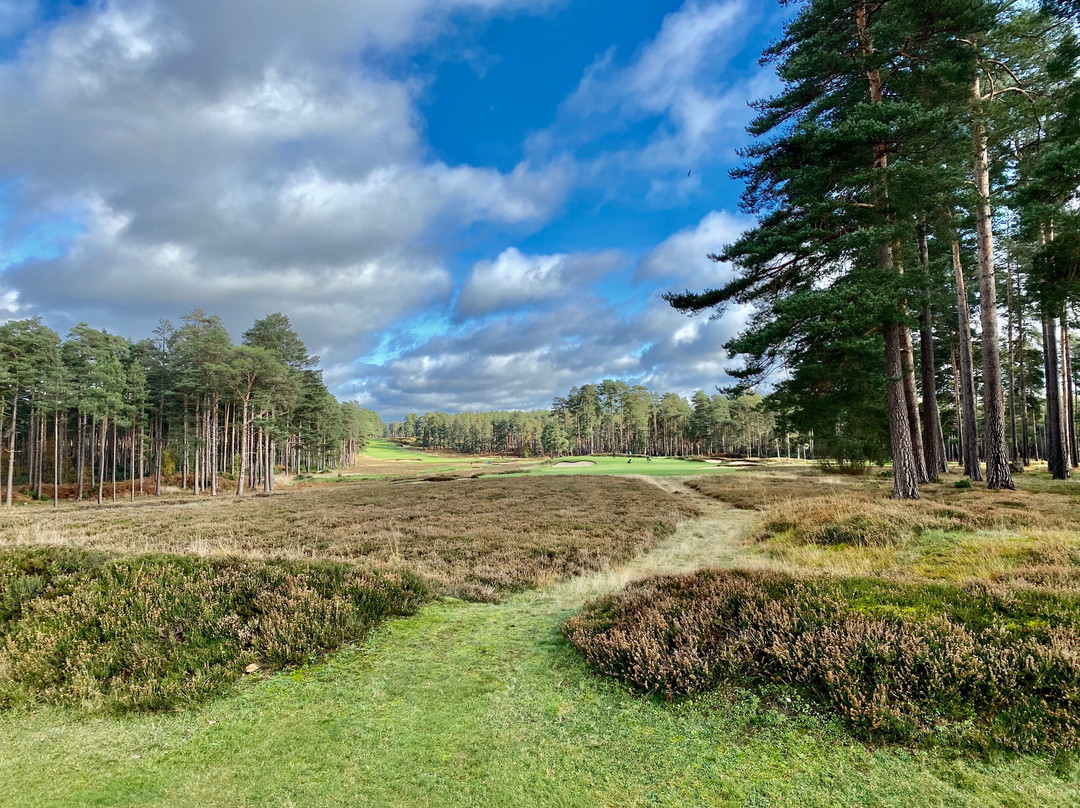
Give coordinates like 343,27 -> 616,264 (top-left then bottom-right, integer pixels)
565,567 -> 1080,754
0,547 -> 427,712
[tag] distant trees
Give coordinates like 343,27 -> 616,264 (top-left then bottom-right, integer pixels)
391,380 -> 796,460
0,311 -> 384,505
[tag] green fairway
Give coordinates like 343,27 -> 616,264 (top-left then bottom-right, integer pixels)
360,439 -> 461,463
526,454 -> 739,477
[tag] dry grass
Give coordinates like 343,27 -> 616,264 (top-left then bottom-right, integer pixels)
689,469 -> 1080,587
0,477 -> 697,601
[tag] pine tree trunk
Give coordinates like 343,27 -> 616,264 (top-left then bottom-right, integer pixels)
1006,258 -> 1018,461
130,424 -> 136,502
1043,313 -> 1069,479
971,88 -> 1014,490
885,322 -> 920,499
193,400 -> 200,497
77,412 -> 85,500
1063,312 -> 1077,466
112,421 -> 117,504
155,414 -> 162,496
236,401 -> 249,496
952,240 -> 982,480
1018,289 -> 1029,464
211,396 -> 219,496
53,408 -> 59,509
5,395 -> 17,507
917,224 -> 946,475
97,415 -> 107,506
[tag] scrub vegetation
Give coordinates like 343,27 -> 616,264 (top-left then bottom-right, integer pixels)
0,476 -> 695,602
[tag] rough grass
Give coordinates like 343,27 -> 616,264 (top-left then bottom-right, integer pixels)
565,567 -> 1080,754
0,546 -> 426,712
688,472 -> 1076,534
0,476 -> 697,601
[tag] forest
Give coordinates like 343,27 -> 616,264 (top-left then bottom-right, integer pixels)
0,310 -> 383,505
388,384 -> 785,459
667,0 -> 1080,497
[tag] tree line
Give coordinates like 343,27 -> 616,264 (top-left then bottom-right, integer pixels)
388,381 -> 801,459
668,0 -> 1080,497
0,311 -> 384,506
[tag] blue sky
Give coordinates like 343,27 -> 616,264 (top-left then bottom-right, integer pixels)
0,0 -> 786,419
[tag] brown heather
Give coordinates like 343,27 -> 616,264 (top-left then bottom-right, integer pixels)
565,568 -> 1080,753
0,477 -> 697,601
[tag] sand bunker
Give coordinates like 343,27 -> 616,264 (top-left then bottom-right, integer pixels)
554,460 -> 597,468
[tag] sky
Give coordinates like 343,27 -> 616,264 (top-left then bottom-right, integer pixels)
0,0 -> 787,420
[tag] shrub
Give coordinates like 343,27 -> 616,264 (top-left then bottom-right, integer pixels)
954,478 -> 972,489
0,547 -> 427,712
564,568 -> 1080,753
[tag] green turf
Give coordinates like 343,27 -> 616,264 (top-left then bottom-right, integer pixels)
361,439 -> 459,463
524,454 -> 738,477
1,590 -> 1074,807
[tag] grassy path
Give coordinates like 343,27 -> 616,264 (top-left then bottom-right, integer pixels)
1,482 -> 1076,807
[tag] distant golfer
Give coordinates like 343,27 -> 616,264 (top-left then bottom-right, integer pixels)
627,450 -> 632,464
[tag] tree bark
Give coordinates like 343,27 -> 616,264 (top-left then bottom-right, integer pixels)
5,394 -> 17,507
111,420 -> 117,504
236,400 -> 249,496
53,408 -> 59,508
97,415 -> 107,506
1006,257 -> 1018,461
1063,312 -> 1077,466
885,322 -> 921,498
917,223 -> 946,475
952,239 -> 982,480
1043,313 -> 1069,479
971,80 -> 1014,490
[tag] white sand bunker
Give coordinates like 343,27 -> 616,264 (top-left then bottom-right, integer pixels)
554,460 -> 596,468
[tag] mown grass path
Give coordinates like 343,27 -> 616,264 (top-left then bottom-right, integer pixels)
1,480 -> 1076,807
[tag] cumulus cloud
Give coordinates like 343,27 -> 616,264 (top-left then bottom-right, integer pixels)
636,209 -> 750,284
0,0 -> 769,419
458,247 -> 623,316
0,0 -> 564,367
341,280 -> 753,416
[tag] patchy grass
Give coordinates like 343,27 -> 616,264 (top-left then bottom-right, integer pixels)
0,547 -> 426,712
2,585 -> 1078,807
686,469 -> 1080,584
0,476 -> 696,601
565,567 -> 1080,754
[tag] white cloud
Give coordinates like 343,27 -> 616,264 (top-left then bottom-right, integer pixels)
637,209 -> 750,284
0,0 -> 567,374
458,247 -> 622,316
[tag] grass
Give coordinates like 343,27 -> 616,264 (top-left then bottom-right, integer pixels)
523,454 -> 759,477
0,476 -> 695,602
2,568 -> 1077,806
1,465 -> 1078,804
687,468 -> 1080,584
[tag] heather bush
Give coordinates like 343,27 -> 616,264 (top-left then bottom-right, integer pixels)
564,568 -> 1080,753
689,473 -> 1071,548
0,547 -> 427,712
